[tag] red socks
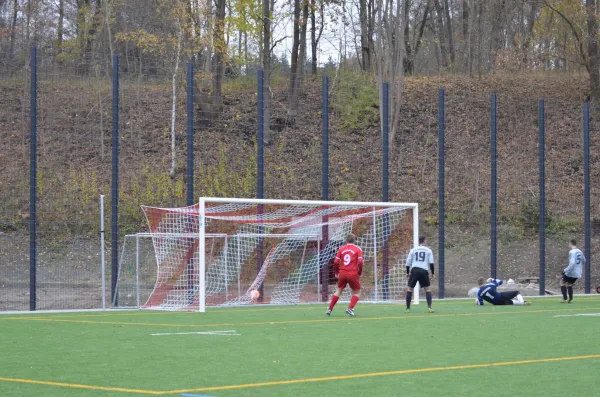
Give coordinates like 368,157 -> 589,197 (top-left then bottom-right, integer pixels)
328,295 -> 339,311
349,295 -> 359,310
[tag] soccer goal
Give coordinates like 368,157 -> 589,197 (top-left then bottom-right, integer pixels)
119,198 -> 419,311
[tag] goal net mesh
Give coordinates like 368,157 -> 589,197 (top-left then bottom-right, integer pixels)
122,200 -> 415,310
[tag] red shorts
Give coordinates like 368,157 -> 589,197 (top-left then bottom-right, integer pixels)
337,273 -> 361,291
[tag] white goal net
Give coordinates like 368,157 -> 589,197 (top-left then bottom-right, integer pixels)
116,198 -> 418,311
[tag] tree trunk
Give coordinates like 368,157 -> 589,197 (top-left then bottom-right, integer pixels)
211,0 -> 226,116
433,0 -> 449,68
359,0 -> 370,71
297,2 -> 308,91
262,0 -> 271,136
170,23 -> 184,178
26,0 -> 31,45
476,0 -> 483,76
521,1 -> 538,66
462,0 -> 469,71
404,0 -> 431,75
443,0 -> 455,65
403,0 -> 413,74
203,0 -> 213,77
310,0 -> 323,74
367,0 -> 375,70
9,0 -> 17,58
489,0 -> 506,71
311,0 -> 316,74
58,0 -> 65,49
244,31 -> 248,67
288,0 -> 301,114
288,0 -> 308,115
586,0 -> 600,101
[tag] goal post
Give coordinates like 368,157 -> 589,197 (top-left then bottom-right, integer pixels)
197,197 -> 420,312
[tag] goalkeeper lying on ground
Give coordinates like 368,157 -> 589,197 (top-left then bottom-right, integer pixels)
476,278 -> 531,306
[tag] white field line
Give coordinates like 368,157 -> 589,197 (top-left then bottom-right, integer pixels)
151,330 -> 241,336
554,313 -> 600,318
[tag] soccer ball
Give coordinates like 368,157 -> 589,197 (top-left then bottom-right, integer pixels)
250,290 -> 260,301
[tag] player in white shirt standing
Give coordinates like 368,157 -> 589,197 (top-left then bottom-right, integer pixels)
560,239 -> 586,303
405,236 -> 435,313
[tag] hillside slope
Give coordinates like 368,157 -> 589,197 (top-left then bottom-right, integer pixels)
1,72 -> 598,296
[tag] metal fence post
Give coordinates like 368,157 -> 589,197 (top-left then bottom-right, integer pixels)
438,88 -> 445,299
539,99 -> 546,295
584,103 -> 591,294
257,69 -> 264,301
111,54 -> 120,305
490,93 -> 498,280
29,46 -> 38,311
321,75 -> 329,302
382,82 -> 390,300
186,62 -> 194,206
100,195 -> 106,310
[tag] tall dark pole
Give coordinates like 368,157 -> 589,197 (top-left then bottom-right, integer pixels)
186,62 -> 194,206
382,82 -> 390,300
111,55 -> 120,305
490,93 -> 498,280
321,75 -> 329,302
322,76 -> 329,203
257,69 -> 265,301
438,88 -> 445,299
539,99 -> 546,295
257,69 -> 264,200
584,103 -> 591,294
29,46 -> 38,311
382,83 -> 389,202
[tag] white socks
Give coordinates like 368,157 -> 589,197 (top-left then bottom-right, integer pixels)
513,294 -> 524,304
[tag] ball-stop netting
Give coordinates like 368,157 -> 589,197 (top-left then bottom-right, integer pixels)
115,199 -> 417,311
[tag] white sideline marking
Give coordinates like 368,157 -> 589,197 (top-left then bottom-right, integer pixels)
151,330 -> 241,336
554,313 -> 600,318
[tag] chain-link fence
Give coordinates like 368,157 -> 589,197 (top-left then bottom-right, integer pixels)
1,47 -> 598,311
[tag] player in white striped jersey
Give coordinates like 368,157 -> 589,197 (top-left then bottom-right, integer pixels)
560,239 -> 585,303
405,236 -> 435,313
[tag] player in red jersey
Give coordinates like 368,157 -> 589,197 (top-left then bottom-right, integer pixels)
326,233 -> 364,317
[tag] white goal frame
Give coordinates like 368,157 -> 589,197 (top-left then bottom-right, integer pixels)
198,197 -> 420,312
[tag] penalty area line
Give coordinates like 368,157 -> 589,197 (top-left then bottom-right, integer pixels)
168,353 -> 600,394
181,394 -> 218,397
2,354 -> 599,395
152,330 -> 240,336
554,313 -> 600,318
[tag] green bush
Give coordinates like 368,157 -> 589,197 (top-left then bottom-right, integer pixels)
331,73 -> 379,130
519,199 -> 552,234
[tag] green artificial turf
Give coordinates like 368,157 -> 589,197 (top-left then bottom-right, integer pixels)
1,297 -> 599,396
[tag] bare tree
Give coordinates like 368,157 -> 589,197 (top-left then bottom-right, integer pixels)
375,0 -> 406,151
289,0 -> 309,115
359,0 -> 371,71
462,0 -> 469,70
404,0 -> 432,75
289,0 -> 301,114
543,0 -> 600,100
211,0 -> 226,115
433,0 -> 449,68
443,0 -> 455,65
310,0 -> 324,74
262,0 -> 271,136
58,0 -> 65,49
586,0 -> 600,100
169,20 -> 184,178
9,0 -> 17,58
489,0 -> 506,70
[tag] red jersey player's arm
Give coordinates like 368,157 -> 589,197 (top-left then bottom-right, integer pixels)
333,250 -> 341,275
357,249 -> 364,276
